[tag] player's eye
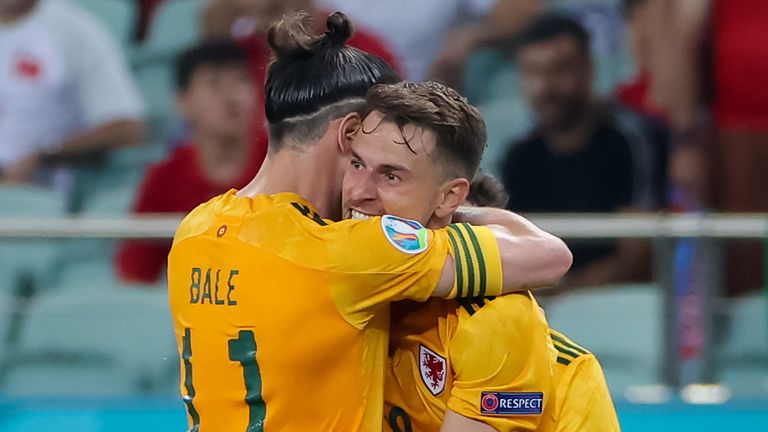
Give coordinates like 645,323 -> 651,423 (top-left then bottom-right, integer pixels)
350,159 -> 363,170
384,172 -> 400,183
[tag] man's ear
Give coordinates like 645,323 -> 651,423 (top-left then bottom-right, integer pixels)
433,177 -> 470,220
337,112 -> 361,153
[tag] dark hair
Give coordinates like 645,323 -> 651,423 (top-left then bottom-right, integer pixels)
175,38 -> 249,91
516,13 -> 591,55
265,12 -> 400,147
359,81 -> 487,179
467,173 -> 509,208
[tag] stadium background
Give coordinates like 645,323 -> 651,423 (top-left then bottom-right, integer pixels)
0,0 -> 766,430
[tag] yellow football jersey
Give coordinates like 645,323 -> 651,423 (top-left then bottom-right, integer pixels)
550,330 -> 621,432
168,190 -> 502,431
384,293 -> 558,432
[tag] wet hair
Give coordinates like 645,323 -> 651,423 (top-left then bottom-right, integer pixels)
467,173 -> 509,208
359,81 -> 487,179
265,11 -> 400,148
516,13 -> 591,55
175,38 -> 248,91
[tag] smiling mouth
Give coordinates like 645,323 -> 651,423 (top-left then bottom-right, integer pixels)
349,209 -> 378,220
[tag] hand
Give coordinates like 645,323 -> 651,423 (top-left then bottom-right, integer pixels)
1,151 -> 41,184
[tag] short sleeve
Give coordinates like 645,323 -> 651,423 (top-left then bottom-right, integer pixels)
323,216 -> 502,328
68,12 -> 144,126
446,294 -> 557,430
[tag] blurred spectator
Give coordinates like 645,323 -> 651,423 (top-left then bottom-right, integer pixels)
202,0 -> 402,85
116,39 -> 263,283
317,0 -> 540,87
642,0 -> 768,296
500,13 -> 666,290
615,0 -> 667,120
0,0 -> 145,188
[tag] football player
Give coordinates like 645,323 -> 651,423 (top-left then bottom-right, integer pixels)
341,81 -> 620,431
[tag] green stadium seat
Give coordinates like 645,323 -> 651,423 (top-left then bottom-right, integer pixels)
75,0 -> 137,46
132,0 -> 204,127
543,284 -> 664,395
1,280 -> 177,396
0,186 -> 66,290
133,62 -> 179,123
720,294 -> 768,396
143,0 -> 205,53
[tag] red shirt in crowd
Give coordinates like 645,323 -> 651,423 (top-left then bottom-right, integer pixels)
115,142 -> 265,283
616,71 -> 668,122
713,0 -> 768,131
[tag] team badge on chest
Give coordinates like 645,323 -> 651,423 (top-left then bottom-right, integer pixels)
419,344 -> 446,396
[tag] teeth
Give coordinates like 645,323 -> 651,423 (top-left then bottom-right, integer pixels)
351,210 -> 372,220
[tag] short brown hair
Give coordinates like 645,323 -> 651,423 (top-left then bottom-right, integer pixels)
467,173 -> 509,208
359,81 -> 487,179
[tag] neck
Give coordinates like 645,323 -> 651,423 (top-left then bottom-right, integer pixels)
0,1 -> 35,23
194,131 -> 250,186
238,146 -> 342,220
543,102 -> 598,155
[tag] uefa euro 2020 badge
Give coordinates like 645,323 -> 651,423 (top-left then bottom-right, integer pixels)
381,215 -> 429,254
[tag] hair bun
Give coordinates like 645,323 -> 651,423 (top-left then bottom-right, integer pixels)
325,11 -> 353,45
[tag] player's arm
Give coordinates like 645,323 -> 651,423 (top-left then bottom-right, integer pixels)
432,207 -> 573,297
440,410 -> 495,432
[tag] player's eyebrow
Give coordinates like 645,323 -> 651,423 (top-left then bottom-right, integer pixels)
351,150 -> 410,174
378,163 -> 409,174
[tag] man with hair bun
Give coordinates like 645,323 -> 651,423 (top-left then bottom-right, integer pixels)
167,12 -> 571,431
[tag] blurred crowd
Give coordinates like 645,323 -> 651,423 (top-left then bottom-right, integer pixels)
0,0 -> 765,297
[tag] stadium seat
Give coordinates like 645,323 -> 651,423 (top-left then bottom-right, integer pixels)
75,0 -> 137,46
143,0 -> 205,53
719,294 -> 768,396
133,0 -> 205,125
543,284 -> 664,395
133,62 -> 179,124
1,280 -> 177,397
462,50 -> 533,176
0,185 -> 65,291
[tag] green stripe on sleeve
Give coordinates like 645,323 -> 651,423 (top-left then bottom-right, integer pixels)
551,333 -> 589,355
449,225 -> 475,297
554,344 -> 580,360
557,357 -> 572,366
446,230 -> 465,298
460,223 -> 487,298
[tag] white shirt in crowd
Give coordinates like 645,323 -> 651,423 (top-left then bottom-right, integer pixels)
0,0 -> 143,168
317,0 -> 496,81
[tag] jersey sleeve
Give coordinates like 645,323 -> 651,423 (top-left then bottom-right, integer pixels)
323,216 -> 502,328
446,294 -> 557,431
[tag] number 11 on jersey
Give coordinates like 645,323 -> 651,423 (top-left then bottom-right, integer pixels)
182,328 -> 266,432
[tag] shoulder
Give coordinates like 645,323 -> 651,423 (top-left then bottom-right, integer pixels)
456,293 -> 539,335
450,294 -> 544,373
171,197 -> 221,246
